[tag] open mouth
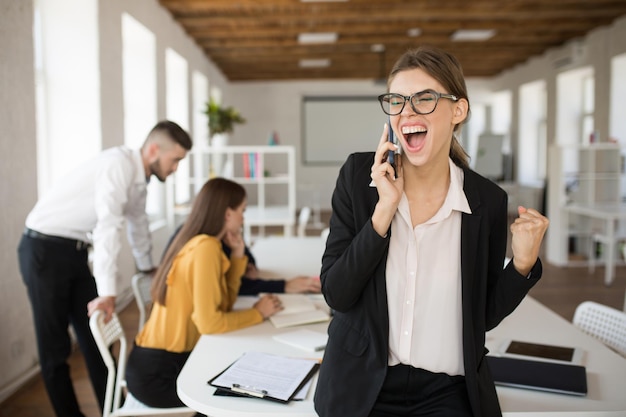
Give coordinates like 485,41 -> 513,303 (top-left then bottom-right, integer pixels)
401,125 -> 427,149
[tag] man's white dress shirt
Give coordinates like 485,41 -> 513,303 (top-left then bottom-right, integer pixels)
26,146 -> 154,297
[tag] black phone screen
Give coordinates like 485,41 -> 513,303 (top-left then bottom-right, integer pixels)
506,341 -> 575,362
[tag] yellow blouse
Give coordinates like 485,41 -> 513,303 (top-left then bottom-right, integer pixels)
135,234 -> 263,352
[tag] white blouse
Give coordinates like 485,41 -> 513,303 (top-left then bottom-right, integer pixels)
386,159 -> 471,376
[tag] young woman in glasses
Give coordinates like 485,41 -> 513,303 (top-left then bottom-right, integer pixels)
314,46 -> 549,417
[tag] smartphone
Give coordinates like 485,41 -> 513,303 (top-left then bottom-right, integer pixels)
498,339 -> 583,365
387,117 -> 397,178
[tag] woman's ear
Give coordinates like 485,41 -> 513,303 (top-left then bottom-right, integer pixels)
452,98 -> 469,124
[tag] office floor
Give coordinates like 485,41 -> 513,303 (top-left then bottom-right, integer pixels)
2,228 -> 625,417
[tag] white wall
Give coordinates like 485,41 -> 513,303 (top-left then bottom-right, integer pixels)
489,15 -> 626,265
228,17 -> 626,213
2,0 -> 624,403
228,79 -> 495,210
0,0 -> 40,400
1,0 -> 227,401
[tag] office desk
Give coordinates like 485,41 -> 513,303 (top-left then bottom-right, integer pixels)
564,203 -> 626,285
177,296 -> 626,416
486,296 -> 626,414
177,320 -> 327,417
251,236 -> 325,278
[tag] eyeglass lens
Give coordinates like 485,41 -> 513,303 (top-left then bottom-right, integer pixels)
381,91 -> 439,115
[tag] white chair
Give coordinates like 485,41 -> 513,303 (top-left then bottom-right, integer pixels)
587,229 -> 626,276
131,272 -> 152,331
573,301 -> 626,357
297,206 -> 311,237
89,310 -> 193,417
320,227 -> 330,242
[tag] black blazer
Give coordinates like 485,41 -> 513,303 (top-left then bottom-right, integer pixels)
314,153 -> 542,417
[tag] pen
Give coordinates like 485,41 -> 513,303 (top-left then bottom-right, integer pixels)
232,383 -> 268,398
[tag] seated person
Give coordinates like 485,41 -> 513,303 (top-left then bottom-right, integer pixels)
125,178 -> 283,409
166,226 -> 321,295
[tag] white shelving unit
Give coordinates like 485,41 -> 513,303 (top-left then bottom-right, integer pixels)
185,145 -> 296,243
546,143 -> 625,266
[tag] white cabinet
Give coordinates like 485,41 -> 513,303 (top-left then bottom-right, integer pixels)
546,143 -> 625,266
187,145 -> 296,243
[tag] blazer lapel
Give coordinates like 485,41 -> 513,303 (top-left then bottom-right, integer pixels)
461,171 -> 482,299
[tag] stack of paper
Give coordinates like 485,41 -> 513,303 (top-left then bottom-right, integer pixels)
209,351 -> 320,403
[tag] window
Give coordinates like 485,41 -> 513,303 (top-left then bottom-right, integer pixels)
518,80 -> 547,185
121,13 -> 160,218
610,52 -> 626,145
609,52 -> 626,198
556,66 -> 594,176
165,48 -> 190,207
192,70 -> 209,195
556,66 -> 594,147
581,74 -> 595,143
34,0 -> 101,195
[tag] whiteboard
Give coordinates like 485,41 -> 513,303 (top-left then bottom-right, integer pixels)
302,96 -> 386,165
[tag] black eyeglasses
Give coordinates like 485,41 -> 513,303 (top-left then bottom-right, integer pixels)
378,89 -> 459,116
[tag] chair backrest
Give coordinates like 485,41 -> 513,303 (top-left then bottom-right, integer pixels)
131,272 -> 152,330
573,301 -> 626,357
297,206 -> 311,237
89,310 -> 128,417
89,310 -> 193,416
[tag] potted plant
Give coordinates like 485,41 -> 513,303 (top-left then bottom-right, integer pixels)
204,97 -> 245,177
204,96 -> 246,140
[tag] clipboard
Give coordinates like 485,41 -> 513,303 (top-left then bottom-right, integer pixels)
207,351 -> 320,403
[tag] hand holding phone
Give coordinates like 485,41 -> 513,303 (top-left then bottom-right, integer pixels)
387,117 -> 397,178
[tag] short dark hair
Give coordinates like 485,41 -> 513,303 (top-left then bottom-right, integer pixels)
149,120 -> 193,151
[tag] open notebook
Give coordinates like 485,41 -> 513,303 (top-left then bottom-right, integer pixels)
267,294 -> 331,328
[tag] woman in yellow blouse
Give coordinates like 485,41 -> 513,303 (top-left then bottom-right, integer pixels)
125,177 -> 283,409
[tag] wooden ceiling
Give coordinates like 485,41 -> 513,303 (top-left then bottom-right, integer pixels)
159,0 -> 626,82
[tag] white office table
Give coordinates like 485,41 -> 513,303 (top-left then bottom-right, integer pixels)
177,295 -> 626,416
250,236 -> 326,278
564,203 -> 626,286
486,296 -> 626,414
178,237 -> 626,415
177,319 -> 326,417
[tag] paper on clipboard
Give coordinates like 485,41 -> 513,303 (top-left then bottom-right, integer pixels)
208,351 -> 320,403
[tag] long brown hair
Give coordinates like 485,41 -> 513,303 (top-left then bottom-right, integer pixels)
388,46 -> 471,169
151,177 -> 246,305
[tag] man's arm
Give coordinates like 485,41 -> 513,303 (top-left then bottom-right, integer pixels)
89,155 -> 135,320
125,182 -> 154,272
